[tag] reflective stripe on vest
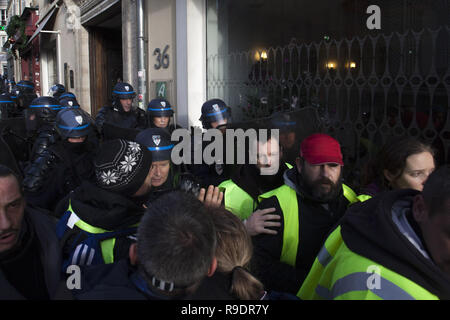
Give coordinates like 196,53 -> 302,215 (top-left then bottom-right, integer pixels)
342,184 -> 358,204
298,227 -> 439,300
219,163 -> 293,221
66,201 -> 117,264
357,194 -> 373,202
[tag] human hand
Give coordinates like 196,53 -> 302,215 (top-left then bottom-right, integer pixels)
197,185 -> 224,208
245,207 -> 280,236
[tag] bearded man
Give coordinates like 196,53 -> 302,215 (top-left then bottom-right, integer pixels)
251,133 -> 359,294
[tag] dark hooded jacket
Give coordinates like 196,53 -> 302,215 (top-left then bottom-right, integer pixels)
251,167 -> 352,294
57,181 -> 146,269
95,103 -> 147,133
0,207 -> 62,300
340,189 -> 450,299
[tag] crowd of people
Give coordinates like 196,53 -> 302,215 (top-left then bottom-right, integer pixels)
0,78 -> 449,300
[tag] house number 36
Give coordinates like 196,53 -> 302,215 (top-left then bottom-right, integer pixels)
154,45 -> 170,70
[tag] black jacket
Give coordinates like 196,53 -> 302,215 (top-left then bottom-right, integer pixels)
72,259 -> 182,300
58,181 -> 146,265
0,207 -> 62,300
251,167 -> 351,294
23,141 -> 96,213
95,105 -> 147,134
225,163 -> 289,204
340,189 -> 450,299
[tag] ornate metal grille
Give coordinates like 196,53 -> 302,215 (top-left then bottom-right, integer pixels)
207,27 -> 450,188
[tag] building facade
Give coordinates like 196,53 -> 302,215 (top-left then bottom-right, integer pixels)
3,0 -> 449,171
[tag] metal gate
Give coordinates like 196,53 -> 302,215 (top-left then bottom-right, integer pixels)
208,27 -> 450,189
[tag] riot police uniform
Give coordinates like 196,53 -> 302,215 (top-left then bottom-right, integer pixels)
95,82 -> 147,135
135,127 -> 201,204
188,98 -> 232,188
23,107 -> 96,212
26,96 -> 62,162
16,80 -> 38,113
146,98 -> 181,134
48,84 -> 66,100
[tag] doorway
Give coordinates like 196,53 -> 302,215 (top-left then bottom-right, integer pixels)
87,2 -> 122,117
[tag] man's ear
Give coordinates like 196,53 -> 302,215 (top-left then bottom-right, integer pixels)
129,243 -> 138,266
383,169 -> 395,183
295,157 -> 302,174
412,194 -> 428,223
207,257 -> 218,277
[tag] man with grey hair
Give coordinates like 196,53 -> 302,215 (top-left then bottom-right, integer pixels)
72,191 -> 218,299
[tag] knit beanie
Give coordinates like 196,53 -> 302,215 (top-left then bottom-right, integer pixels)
94,139 -> 153,197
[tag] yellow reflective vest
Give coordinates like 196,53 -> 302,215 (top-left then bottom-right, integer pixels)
219,163 -> 293,220
298,227 -> 439,300
65,201 -> 138,264
258,183 -> 359,268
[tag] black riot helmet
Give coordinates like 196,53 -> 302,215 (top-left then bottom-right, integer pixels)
55,108 -> 93,140
111,82 -> 136,112
135,127 -> 174,162
0,93 -> 16,118
17,80 -> 35,94
58,92 -> 76,101
199,98 -> 231,129
59,96 -> 80,109
147,98 -> 174,127
112,82 -> 136,100
28,96 -> 62,123
48,84 -> 66,99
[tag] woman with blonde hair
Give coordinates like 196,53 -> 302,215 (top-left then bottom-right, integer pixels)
187,207 -> 298,300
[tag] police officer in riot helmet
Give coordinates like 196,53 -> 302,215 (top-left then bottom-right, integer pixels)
5,79 -> 15,95
146,98 -> 181,134
48,84 -> 66,99
200,98 -> 231,132
95,82 -> 147,135
16,80 -> 38,112
0,93 -> 18,119
188,98 -> 233,188
135,127 -> 200,204
58,92 -> 77,102
26,96 -> 62,162
59,96 -> 80,109
23,108 -> 97,213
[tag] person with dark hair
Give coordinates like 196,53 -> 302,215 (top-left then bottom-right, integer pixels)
299,165 -> 450,300
23,108 -> 97,212
218,133 -> 286,236
95,82 -> 147,135
72,191 -> 217,300
251,133 -> 359,295
56,139 -> 153,271
359,136 -> 435,201
0,165 -> 62,299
